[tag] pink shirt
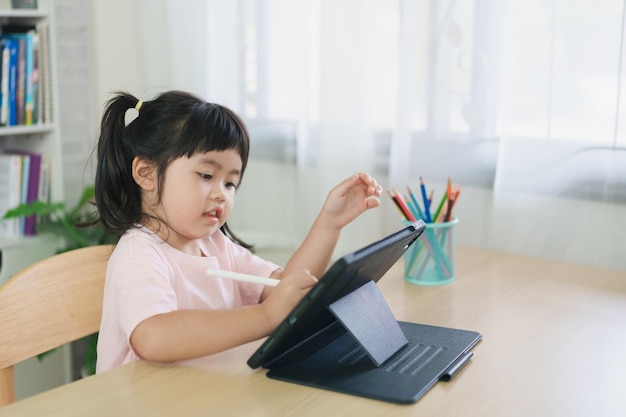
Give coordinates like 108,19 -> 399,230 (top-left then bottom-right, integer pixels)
96,226 -> 280,373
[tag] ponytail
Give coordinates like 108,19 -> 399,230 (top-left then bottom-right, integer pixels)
94,93 -> 144,236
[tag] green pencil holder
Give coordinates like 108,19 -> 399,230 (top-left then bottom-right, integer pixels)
402,218 -> 458,286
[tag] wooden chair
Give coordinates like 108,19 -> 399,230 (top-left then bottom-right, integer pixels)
0,244 -> 113,406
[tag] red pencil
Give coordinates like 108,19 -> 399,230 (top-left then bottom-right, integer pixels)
392,188 -> 417,222
388,190 -> 409,220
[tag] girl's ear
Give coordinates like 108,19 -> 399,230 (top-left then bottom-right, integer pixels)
132,157 -> 157,191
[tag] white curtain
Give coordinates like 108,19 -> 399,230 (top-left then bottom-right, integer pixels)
129,0 -> 626,269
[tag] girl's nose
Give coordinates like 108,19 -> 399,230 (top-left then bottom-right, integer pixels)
211,186 -> 226,202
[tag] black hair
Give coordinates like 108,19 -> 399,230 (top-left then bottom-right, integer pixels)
92,90 -> 253,250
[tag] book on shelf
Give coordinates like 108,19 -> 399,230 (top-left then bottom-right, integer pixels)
0,36 -> 19,126
0,38 -> 10,125
0,153 -> 24,236
27,28 -> 38,125
16,35 -> 25,125
0,150 -> 50,237
5,149 -> 48,235
36,20 -> 51,124
0,22 -> 50,127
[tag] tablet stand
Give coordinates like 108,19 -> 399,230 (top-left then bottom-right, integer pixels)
327,280 -> 408,366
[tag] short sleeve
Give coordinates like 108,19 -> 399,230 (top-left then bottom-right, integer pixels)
108,245 -> 179,342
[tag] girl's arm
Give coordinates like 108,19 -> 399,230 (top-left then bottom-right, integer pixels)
131,306 -> 272,361
277,172 -> 382,280
130,269 -> 316,362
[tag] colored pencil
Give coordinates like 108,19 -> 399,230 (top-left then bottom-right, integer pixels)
407,186 -> 426,221
432,189 -> 448,223
388,190 -> 410,221
392,188 -> 417,222
444,177 -> 454,222
419,177 -> 432,222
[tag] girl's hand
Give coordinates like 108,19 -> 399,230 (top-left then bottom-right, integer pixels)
260,270 -> 318,328
320,172 -> 383,229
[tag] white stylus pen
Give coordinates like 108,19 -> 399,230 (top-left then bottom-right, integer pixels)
206,269 -> 280,287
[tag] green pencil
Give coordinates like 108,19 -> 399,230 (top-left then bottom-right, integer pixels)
432,189 -> 448,223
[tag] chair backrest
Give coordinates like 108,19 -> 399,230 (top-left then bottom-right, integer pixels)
0,244 -> 113,406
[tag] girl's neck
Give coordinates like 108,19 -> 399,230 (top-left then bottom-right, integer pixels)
142,218 -> 203,257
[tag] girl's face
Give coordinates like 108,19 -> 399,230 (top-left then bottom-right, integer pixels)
147,149 -> 242,253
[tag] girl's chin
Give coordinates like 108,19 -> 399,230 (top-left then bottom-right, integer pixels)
203,222 -> 223,235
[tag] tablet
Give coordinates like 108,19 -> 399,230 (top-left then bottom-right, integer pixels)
247,220 -> 425,369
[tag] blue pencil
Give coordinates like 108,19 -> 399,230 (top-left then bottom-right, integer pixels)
419,177 -> 432,223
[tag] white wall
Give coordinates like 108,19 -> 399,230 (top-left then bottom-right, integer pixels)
90,0 -> 240,111
91,0 -> 168,108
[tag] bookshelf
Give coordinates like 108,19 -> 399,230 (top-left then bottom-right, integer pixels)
0,3 -> 69,401
0,0 -> 63,285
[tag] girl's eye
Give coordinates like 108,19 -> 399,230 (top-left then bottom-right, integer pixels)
199,173 -> 212,180
225,182 -> 238,190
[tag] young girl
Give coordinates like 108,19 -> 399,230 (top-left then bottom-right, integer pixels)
93,90 -> 383,373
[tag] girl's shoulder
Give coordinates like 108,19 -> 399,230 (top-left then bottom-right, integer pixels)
111,226 -> 170,263
105,228 -> 178,293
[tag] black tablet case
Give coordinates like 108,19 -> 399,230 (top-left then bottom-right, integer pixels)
247,222 -> 482,404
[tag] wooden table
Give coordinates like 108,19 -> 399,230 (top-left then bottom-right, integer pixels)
2,246 -> 625,417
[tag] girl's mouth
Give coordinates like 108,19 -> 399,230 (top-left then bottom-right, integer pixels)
203,208 -> 222,225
